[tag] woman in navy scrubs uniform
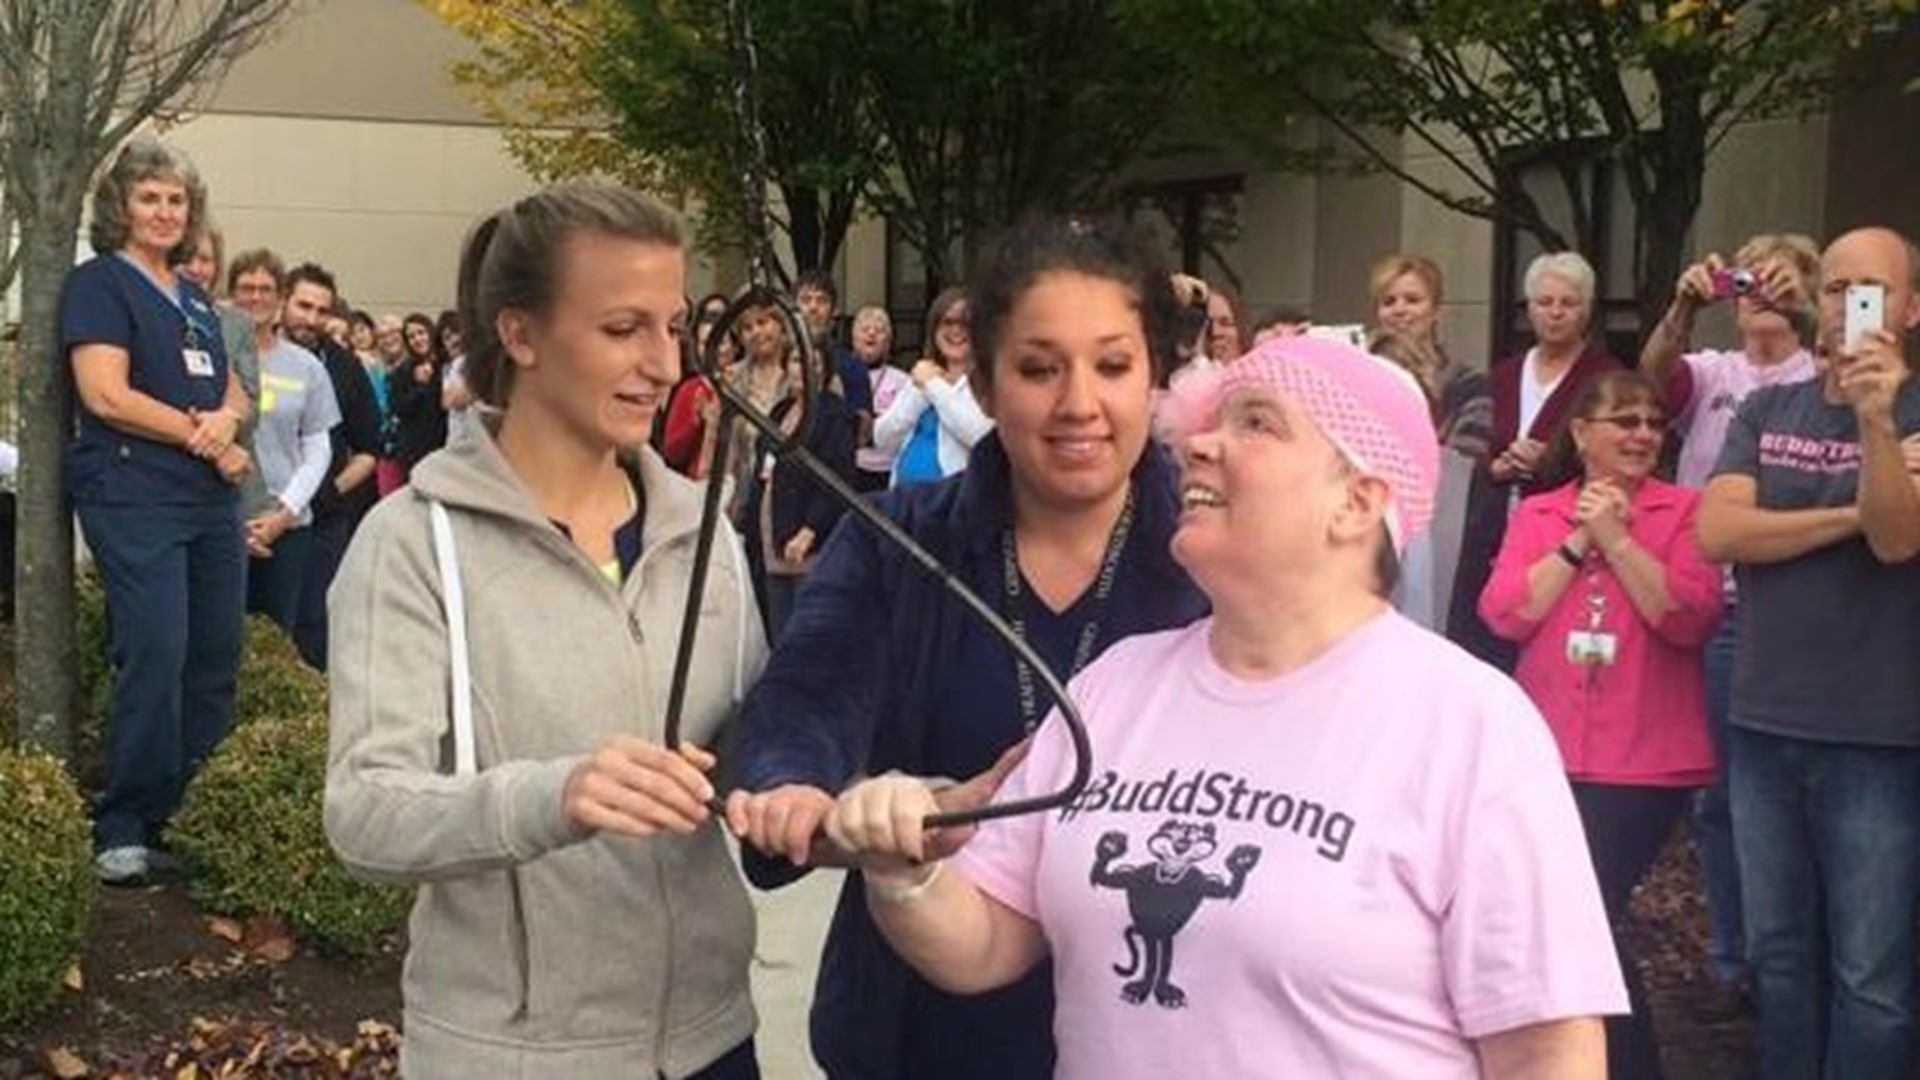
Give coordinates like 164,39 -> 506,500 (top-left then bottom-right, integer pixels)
61,137 -> 253,885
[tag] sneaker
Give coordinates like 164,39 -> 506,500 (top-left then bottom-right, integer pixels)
94,845 -> 151,886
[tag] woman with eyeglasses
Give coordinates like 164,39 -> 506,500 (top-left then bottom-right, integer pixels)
1478,369 -> 1723,1080
873,287 -> 992,487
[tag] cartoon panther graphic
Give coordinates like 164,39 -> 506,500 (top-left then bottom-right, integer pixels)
1090,819 -> 1261,1008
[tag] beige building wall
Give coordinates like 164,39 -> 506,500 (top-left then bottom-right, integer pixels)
169,0 -> 728,315
167,113 -> 532,313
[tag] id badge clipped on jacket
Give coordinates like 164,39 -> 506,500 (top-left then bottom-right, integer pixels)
1565,588 -> 1617,666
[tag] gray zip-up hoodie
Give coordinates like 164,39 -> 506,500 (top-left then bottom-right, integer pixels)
325,421 -> 767,1079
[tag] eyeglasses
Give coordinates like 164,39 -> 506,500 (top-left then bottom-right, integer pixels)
1588,413 -> 1667,434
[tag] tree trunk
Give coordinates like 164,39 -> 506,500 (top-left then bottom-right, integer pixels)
1637,65 -> 1711,339
13,198 -> 87,757
783,184 -> 823,275
10,2 -> 100,757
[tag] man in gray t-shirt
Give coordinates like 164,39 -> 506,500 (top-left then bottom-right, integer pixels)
226,249 -> 339,632
250,337 -> 339,525
1699,226 -> 1920,1080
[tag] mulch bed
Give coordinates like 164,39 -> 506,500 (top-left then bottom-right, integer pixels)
0,884 -> 400,1079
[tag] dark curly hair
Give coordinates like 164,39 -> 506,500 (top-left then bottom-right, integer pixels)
965,216 -> 1183,398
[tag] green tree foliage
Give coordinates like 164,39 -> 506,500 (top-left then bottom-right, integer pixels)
429,0 -> 878,279
429,0 -> 1204,289
852,0 -> 1194,290
1163,0 -> 1918,324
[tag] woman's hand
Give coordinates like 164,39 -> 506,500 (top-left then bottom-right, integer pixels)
931,738 -> 1031,821
1575,480 -> 1631,552
186,406 -> 240,460
245,507 -> 295,553
910,359 -> 944,389
214,445 -> 252,486
727,784 -> 837,866
782,526 -> 816,565
826,775 -> 949,890
1491,437 -> 1546,482
563,737 -> 717,838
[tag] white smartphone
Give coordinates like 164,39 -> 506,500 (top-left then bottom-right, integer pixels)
1845,283 -> 1886,350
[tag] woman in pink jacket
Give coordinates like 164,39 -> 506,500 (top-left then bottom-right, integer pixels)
1479,368 -> 1723,1080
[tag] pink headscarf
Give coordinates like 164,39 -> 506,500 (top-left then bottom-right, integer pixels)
1159,336 -> 1441,552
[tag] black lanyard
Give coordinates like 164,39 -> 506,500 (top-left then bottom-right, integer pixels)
1000,489 -> 1136,731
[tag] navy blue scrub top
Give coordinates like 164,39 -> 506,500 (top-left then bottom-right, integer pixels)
60,253 -> 233,505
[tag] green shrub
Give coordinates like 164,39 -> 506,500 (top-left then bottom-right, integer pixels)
75,571 -> 110,787
75,587 -> 325,789
169,712 -> 410,956
233,615 -> 326,726
0,749 -> 94,1030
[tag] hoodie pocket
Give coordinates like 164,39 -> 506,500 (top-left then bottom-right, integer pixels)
504,867 -> 531,1020
517,840 -> 661,1041
404,869 -> 532,1033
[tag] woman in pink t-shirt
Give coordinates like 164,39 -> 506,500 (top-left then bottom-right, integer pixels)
823,339 -> 1626,1079
1479,369 -> 1723,1080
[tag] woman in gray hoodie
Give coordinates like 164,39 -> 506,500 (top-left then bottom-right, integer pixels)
325,184 -> 768,1079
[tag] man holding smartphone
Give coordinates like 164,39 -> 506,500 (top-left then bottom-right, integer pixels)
1698,226 -> 1920,1080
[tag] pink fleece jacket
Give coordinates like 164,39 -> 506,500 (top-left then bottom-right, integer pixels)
1478,479 -> 1723,787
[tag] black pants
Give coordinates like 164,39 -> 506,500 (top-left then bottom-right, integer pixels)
1571,781 -> 1694,1080
294,509 -> 356,670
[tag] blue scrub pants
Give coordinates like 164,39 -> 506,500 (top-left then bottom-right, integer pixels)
77,497 -> 245,851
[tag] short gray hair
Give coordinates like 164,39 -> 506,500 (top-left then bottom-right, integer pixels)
852,305 -> 891,336
88,136 -> 209,261
1523,251 -> 1596,306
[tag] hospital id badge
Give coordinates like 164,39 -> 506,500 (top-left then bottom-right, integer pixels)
183,348 -> 215,377
1566,630 -> 1618,666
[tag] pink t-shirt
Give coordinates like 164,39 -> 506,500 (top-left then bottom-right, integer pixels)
1671,347 -> 1816,489
956,613 -> 1627,1079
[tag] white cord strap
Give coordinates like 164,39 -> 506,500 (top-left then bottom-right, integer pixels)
428,500 -> 477,778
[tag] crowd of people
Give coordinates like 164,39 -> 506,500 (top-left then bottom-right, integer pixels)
42,131 -> 1920,1080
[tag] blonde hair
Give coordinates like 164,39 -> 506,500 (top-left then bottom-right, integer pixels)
1368,254 -> 1445,307
1735,233 -> 1820,288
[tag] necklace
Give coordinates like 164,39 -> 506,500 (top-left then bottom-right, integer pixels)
1000,490 -> 1137,731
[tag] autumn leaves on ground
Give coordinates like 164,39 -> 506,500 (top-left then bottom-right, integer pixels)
0,881 -> 401,1079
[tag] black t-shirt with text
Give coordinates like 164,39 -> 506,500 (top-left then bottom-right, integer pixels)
1713,378 -> 1920,747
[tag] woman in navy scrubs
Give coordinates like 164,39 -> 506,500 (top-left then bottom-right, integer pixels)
61,137 -> 253,885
